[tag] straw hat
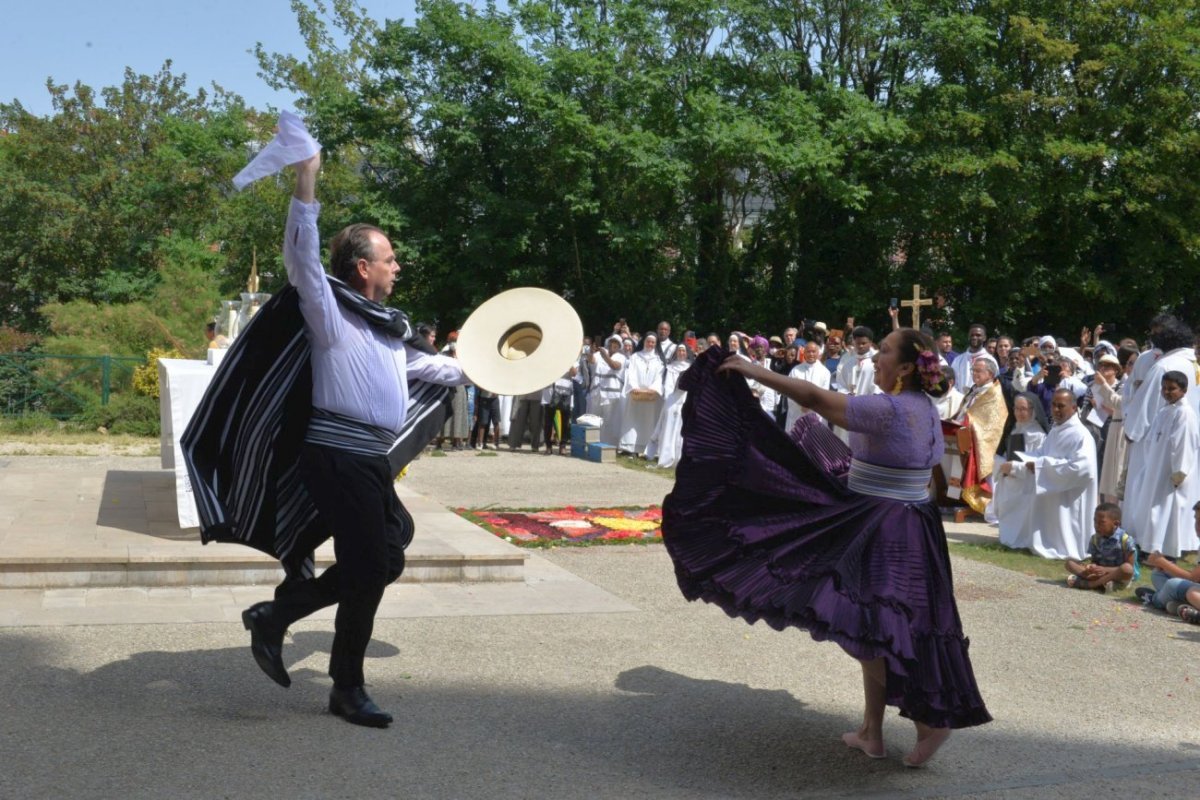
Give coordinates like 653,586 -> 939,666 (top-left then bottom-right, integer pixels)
456,287 -> 584,396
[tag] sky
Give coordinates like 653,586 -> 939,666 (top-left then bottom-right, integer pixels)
0,0 -> 420,116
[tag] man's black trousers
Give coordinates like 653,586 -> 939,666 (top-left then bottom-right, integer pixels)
271,443 -> 410,687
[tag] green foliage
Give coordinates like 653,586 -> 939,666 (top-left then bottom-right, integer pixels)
75,392 -> 161,436
0,62 -> 359,335
132,348 -> 185,399
4,0 -> 1200,349
0,411 -> 60,434
251,0 -> 1200,340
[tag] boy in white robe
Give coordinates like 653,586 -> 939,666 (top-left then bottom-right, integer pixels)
996,388 -> 1098,559
1127,371 -> 1200,557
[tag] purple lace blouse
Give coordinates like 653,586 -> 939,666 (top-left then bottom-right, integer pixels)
844,392 -> 944,470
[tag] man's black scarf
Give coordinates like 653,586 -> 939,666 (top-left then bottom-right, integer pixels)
180,277 -> 450,578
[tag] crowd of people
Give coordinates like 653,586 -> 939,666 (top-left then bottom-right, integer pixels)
430,308 -> 1200,626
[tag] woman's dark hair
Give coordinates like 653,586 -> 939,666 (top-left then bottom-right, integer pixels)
329,223 -> 386,283
893,328 -> 950,398
1150,314 -> 1194,353
1163,370 -> 1189,392
1116,345 -> 1139,368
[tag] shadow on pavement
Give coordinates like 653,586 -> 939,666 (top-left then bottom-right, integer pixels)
2,627 -> 1199,799
96,470 -> 193,540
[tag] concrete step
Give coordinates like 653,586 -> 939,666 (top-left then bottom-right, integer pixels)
0,460 -> 526,589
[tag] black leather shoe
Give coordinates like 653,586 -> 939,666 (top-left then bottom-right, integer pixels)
329,685 -> 393,728
241,602 -> 290,688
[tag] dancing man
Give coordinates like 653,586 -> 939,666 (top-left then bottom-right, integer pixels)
186,148 -> 470,728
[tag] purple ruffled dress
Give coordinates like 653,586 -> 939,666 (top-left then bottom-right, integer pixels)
662,348 -> 991,729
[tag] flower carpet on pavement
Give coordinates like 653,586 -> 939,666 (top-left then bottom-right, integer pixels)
457,506 -> 662,547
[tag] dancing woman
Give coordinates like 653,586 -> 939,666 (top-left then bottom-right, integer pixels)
661,328 -> 990,767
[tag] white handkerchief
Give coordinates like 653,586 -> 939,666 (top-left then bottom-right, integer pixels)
232,110 -> 321,190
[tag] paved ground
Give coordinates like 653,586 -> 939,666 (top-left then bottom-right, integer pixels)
403,446 -> 679,508
1,448 -> 1198,798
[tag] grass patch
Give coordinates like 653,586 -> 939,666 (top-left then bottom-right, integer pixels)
428,450 -> 447,457
475,450 -> 498,457
948,540 -> 1196,601
615,452 -> 675,480
0,428 -> 159,455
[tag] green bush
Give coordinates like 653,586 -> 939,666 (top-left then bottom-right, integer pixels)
76,393 -> 161,437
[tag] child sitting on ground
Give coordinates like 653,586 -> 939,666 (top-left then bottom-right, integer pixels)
1135,501 -> 1200,623
1065,502 -> 1136,593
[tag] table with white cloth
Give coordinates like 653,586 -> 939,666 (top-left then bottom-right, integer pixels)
157,358 -> 218,528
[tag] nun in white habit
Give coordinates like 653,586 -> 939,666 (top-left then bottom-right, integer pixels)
644,344 -> 691,468
619,333 -> 666,455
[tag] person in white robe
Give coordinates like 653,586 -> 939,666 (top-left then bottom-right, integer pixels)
655,321 -> 675,363
785,342 -> 831,431
1117,343 -> 1160,498
835,326 -> 879,398
996,388 -> 1098,559
1058,346 -> 1094,378
950,324 -> 989,390
934,366 -> 964,421
497,394 -> 513,438
1091,353 -> 1126,502
833,326 -> 879,442
742,336 -> 779,418
1125,371 -> 1200,557
984,392 -> 1050,523
619,333 -> 666,455
589,335 -> 626,448
645,344 -> 690,467
1121,315 -> 1199,514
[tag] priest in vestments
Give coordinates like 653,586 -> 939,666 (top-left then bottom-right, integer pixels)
619,333 -> 665,455
954,355 -> 1008,515
996,388 -> 1098,560
1125,371 -> 1200,557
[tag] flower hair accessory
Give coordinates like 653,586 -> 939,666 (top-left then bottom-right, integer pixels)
915,349 -> 942,392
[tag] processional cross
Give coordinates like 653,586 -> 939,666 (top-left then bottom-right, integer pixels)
900,284 -> 933,329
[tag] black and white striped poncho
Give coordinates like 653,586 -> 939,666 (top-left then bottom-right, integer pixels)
180,279 -> 450,578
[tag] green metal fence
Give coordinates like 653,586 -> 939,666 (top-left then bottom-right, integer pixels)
0,353 -> 145,418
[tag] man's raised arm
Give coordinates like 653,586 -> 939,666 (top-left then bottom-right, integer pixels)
294,153 -> 319,203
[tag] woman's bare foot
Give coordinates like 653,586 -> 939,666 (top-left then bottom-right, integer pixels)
842,729 -> 886,759
903,727 -> 950,768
